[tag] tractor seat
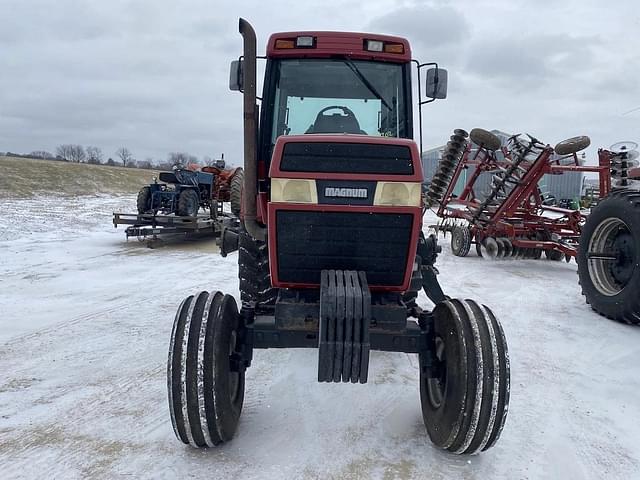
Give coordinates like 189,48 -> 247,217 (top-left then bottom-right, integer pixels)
306,113 -> 366,135
159,172 -> 178,184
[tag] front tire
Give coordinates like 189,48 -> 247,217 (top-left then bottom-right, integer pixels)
420,299 -> 510,454
177,189 -> 199,217
578,190 -> 640,324
168,291 -> 245,447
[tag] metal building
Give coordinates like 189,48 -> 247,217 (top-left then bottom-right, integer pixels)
421,130 -> 584,202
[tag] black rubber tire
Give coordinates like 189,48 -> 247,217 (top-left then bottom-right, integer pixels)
470,128 -> 502,151
137,186 -> 152,214
230,169 -> 244,217
545,249 -> 564,261
451,226 -> 472,257
177,189 -> 200,217
475,234 -> 483,258
238,228 -> 277,306
555,135 -> 591,155
577,189 -> 640,324
168,291 -> 245,447
420,299 -> 510,454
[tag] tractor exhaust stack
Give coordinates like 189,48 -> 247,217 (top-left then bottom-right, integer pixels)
239,18 -> 266,242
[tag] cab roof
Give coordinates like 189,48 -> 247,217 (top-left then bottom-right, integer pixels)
266,31 -> 411,63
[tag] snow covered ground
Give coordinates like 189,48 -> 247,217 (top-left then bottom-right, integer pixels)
0,195 -> 639,479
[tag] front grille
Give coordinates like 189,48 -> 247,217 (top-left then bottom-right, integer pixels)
275,210 -> 413,287
280,142 -> 414,175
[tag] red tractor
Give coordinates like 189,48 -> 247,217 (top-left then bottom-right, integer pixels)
167,19 -> 510,454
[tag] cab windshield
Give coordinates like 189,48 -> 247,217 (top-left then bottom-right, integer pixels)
269,59 -> 409,144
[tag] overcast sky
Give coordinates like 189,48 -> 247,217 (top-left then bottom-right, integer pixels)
1,0 -> 639,166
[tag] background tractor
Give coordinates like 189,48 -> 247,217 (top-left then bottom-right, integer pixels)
167,19 -> 510,454
137,162 -> 244,218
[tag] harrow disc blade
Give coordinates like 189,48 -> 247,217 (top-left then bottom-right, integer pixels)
501,239 -> 513,257
482,237 -> 499,260
494,238 -> 506,258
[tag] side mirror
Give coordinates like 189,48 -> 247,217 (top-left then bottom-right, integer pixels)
229,59 -> 243,91
425,67 -> 447,99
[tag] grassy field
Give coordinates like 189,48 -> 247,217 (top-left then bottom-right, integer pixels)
0,156 -> 161,198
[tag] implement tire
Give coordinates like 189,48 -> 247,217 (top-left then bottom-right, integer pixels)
230,168 -> 244,217
168,291 -> 245,447
451,227 -> 471,257
420,299 -> 509,454
238,229 -> 277,306
577,189 -> 640,324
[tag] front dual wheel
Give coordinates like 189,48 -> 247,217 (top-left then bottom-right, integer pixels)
420,299 -> 510,454
168,291 -> 244,447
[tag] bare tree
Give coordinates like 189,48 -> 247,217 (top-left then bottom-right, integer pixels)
29,151 -> 54,159
86,146 -> 103,165
55,144 -> 85,162
106,158 -> 117,166
156,161 -> 173,171
116,147 -> 133,167
168,152 -> 191,166
137,159 -> 153,169
56,144 -> 73,161
70,145 -> 86,162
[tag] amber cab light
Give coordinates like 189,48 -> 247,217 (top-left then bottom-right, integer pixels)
275,39 -> 295,49
384,43 -> 404,54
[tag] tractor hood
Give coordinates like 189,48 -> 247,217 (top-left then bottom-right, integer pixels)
269,134 -> 423,182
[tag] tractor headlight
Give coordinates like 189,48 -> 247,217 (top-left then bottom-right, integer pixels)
271,178 -> 318,204
374,182 -> 422,206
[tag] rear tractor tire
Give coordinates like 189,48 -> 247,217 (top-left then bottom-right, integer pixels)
420,299 -> 510,454
137,186 -> 152,214
177,189 -> 200,217
577,190 -> 640,324
168,291 -> 245,447
238,228 -> 278,306
451,226 -> 472,257
230,168 -> 244,218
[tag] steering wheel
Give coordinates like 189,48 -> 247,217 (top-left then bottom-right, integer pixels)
316,105 -> 357,119
307,105 -> 364,134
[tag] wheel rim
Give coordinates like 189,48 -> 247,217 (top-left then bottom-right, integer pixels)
427,336 -> 447,409
587,217 -> 635,296
452,232 -> 461,252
